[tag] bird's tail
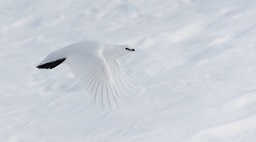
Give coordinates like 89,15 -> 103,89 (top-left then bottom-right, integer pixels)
37,48 -> 67,69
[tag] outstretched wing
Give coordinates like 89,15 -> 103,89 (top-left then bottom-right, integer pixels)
102,50 -> 137,98
66,49 -> 136,110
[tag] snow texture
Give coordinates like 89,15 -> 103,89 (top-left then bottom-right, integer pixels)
0,0 -> 256,142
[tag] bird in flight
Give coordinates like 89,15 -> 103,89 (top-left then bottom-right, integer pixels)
37,40 -> 136,109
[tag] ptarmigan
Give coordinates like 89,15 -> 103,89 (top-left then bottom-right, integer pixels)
37,40 -> 136,109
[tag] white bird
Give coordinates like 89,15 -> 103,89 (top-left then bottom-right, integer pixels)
37,40 -> 136,109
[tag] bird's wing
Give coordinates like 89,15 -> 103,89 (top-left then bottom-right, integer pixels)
67,49 -> 136,110
101,50 -> 137,98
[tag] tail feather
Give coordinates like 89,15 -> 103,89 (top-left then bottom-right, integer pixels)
37,58 -> 66,69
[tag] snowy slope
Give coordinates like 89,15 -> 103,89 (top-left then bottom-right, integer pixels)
1,0 -> 256,142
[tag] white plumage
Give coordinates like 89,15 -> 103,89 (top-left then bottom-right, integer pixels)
37,40 -> 136,109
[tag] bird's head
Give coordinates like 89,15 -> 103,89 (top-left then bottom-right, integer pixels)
120,45 -> 135,54
111,45 -> 135,58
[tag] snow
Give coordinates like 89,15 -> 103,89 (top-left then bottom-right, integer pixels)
0,0 -> 256,142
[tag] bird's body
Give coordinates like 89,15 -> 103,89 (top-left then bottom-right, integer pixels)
37,40 -> 136,109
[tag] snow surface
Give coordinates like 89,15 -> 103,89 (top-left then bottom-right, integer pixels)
1,0 -> 256,142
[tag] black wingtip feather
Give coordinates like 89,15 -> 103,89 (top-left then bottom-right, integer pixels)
37,58 -> 66,69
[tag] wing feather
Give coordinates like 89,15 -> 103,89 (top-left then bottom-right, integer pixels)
66,48 -> 135,109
